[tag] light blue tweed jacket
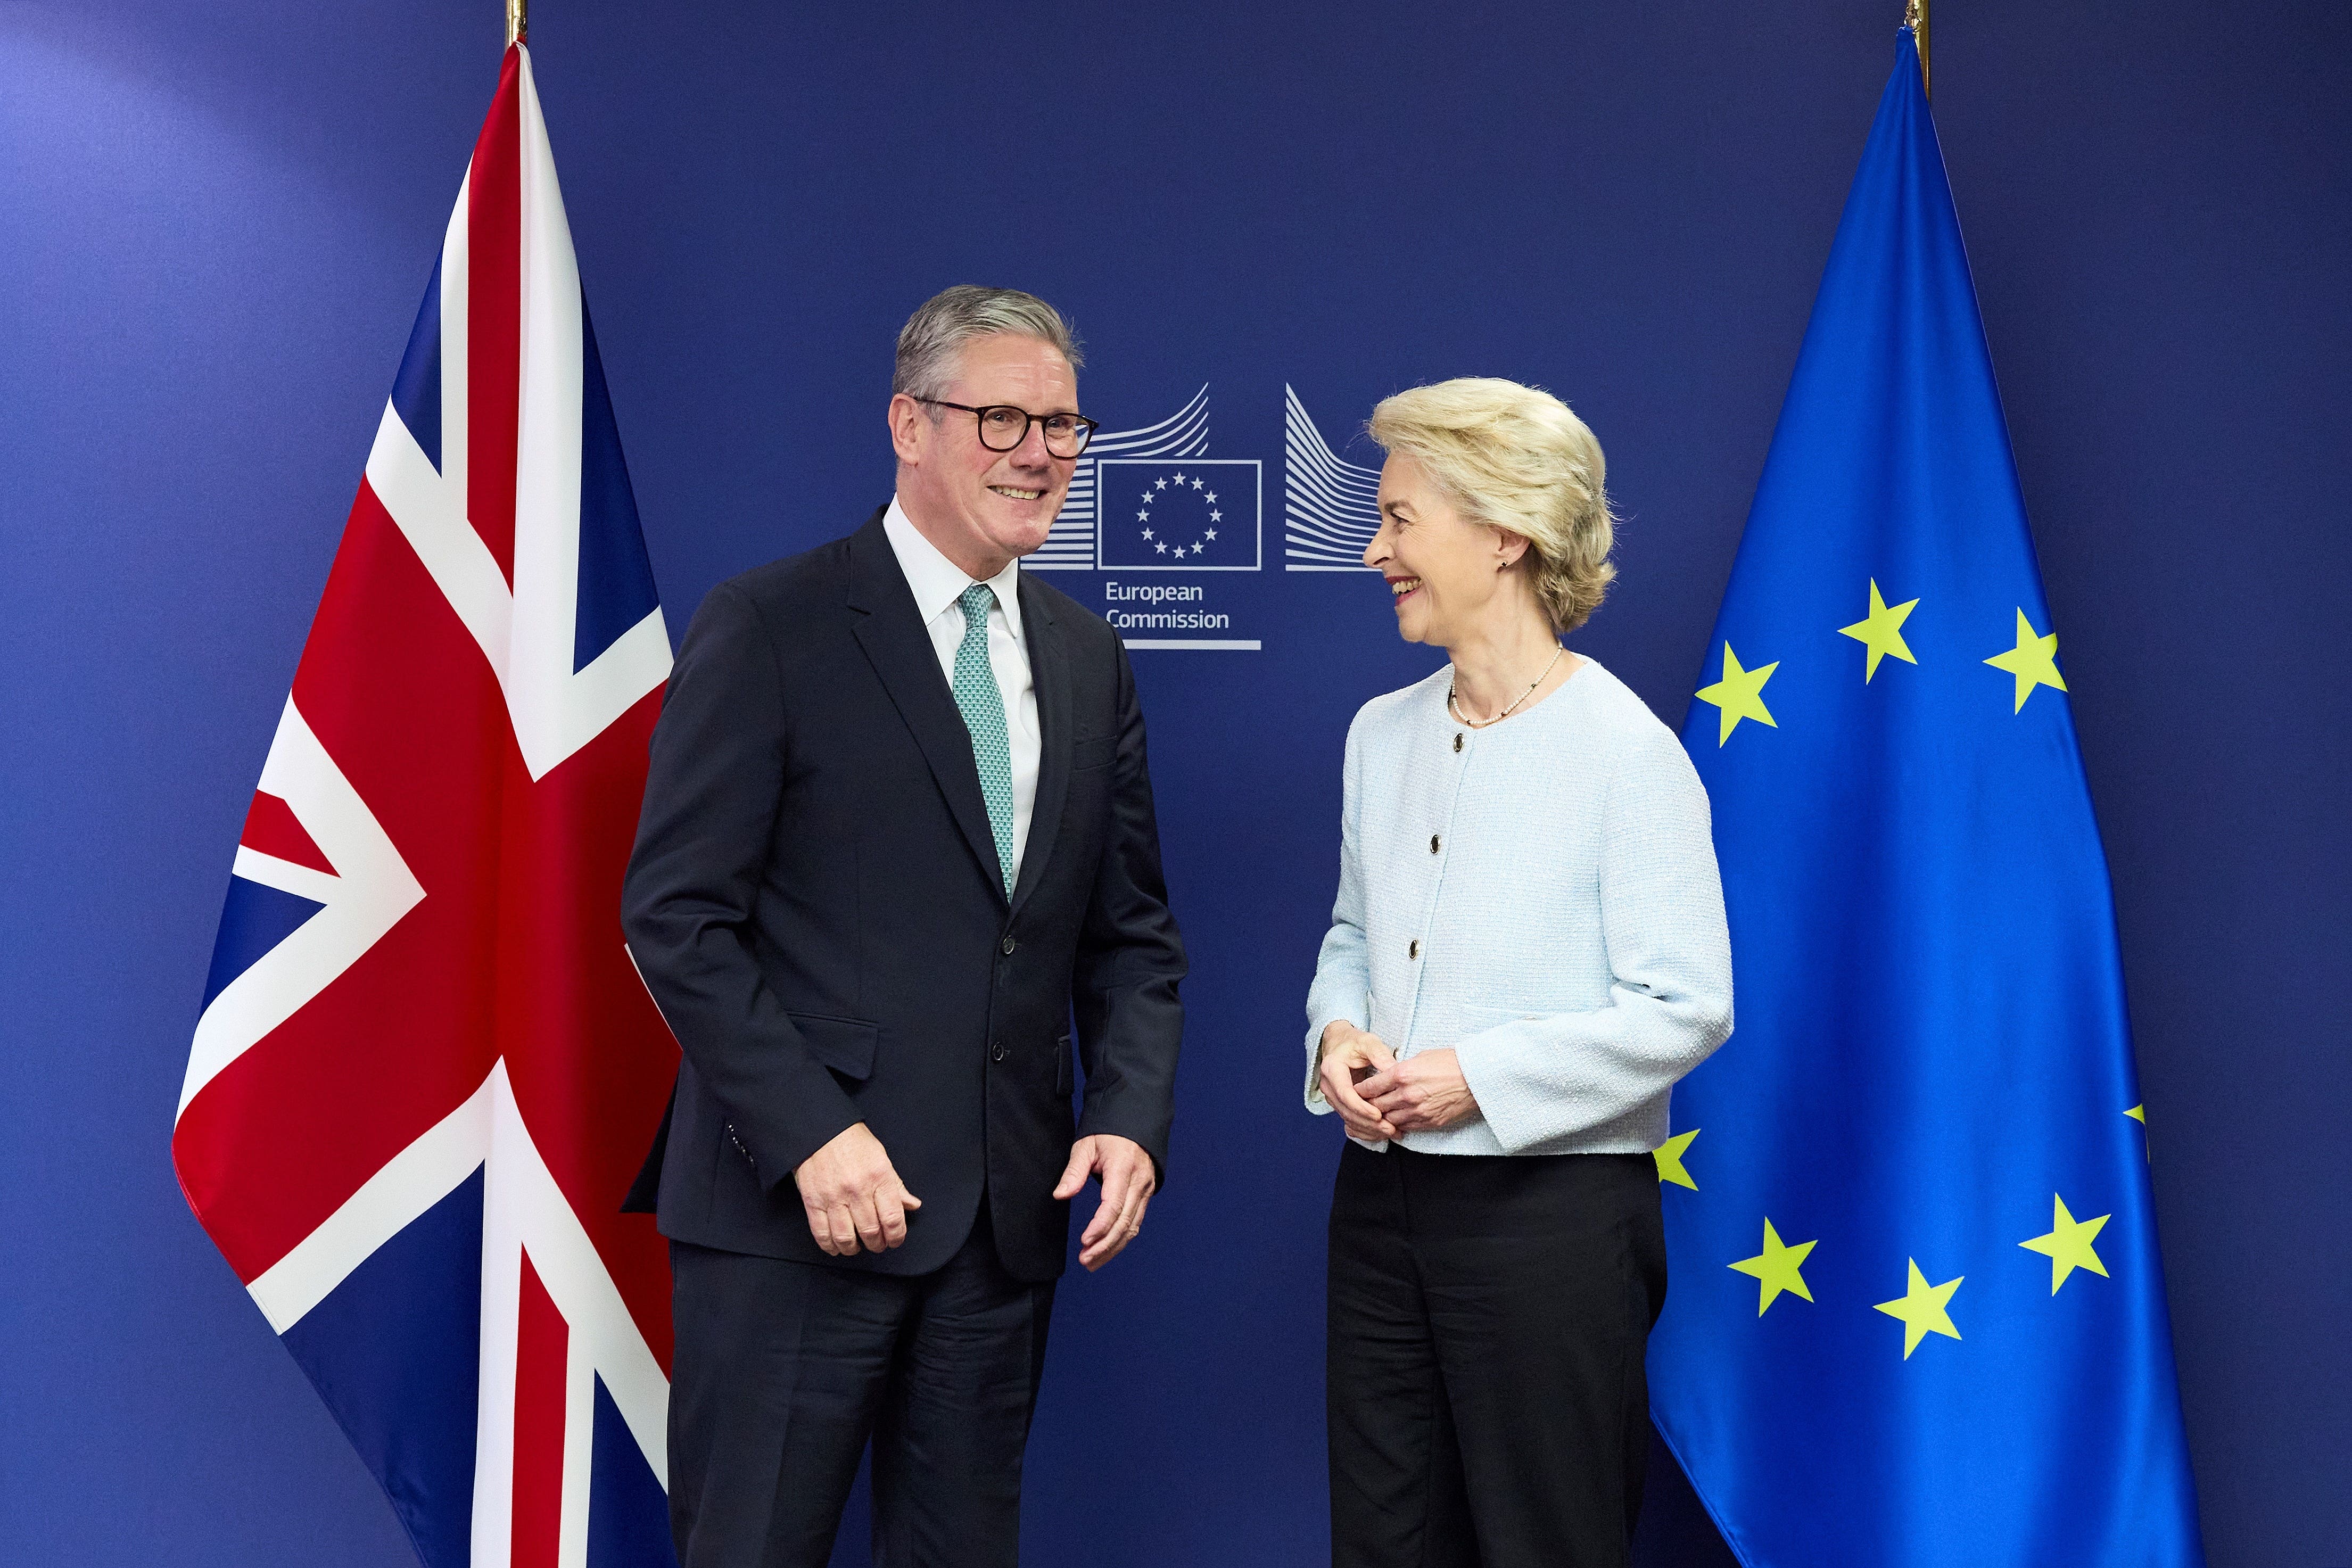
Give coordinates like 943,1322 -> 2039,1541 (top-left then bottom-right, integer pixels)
1305,658 -> 1733,1156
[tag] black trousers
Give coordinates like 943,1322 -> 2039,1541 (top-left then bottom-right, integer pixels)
666,1206 -> 1056,1568
1327,1143 -> 1667,1568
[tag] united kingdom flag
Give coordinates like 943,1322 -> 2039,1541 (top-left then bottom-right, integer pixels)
171,43 -> 680,1568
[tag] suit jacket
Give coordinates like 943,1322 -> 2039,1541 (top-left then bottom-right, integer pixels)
620,509 -> 1186,1282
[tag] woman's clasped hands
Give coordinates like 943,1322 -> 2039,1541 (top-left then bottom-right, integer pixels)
1318,1021 -> 1482,1140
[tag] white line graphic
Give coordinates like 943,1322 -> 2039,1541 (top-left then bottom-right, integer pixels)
1283,385 -> 1382,571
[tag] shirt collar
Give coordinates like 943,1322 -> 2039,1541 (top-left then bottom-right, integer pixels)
882,496 -> 1024,640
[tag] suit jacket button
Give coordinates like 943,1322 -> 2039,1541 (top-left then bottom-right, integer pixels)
1430,834 -> 1441,854
1001,935 -> 1018,956
991,1042 -> 1008,1063
1408,939 -> 1421,960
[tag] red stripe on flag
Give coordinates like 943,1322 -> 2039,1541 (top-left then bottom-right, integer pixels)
467,45 -> 524,585
496,684 -> 680,1373
240,790 -> 336,876
512,1249 -> 568,1568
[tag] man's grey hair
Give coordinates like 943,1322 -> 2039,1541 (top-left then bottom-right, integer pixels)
893,285 -> 1084,407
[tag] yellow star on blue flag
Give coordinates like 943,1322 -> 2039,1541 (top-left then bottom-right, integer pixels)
1693,645 -> 1778,745
1729,1219 -> 1815,1315
1839,578 -> 1919,681
1985,608 -> 2067,711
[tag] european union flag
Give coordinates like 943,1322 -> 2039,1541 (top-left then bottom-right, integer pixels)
1646,30 -> 2205,1567
1095,459 -> 1262,570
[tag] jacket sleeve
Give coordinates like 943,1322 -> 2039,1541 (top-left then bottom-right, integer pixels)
1448,725 -> 1734,1154
620,582 -> 861,1191
1069,638 -> 1188,1181
1302,714 -> 1371,1114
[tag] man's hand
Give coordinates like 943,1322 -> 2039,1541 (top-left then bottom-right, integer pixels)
1053,1134 -> 1158,1272
793,1123 -> 921,1257
1318,1021 -> 1399,1142
1358,1047 -> 1480,1134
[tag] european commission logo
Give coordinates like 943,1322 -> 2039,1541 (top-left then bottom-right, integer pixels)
1096,460 -> 1261,571
1011,383 -> 1383,652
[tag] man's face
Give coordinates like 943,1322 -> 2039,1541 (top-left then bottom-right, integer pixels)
890,333 -> 1080,577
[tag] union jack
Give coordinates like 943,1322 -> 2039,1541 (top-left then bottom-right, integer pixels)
171,43 -> 680,1568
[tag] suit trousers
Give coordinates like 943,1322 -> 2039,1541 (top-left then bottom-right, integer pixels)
666,1205 -> 1056,1568
1326,1142 -> 1667,1568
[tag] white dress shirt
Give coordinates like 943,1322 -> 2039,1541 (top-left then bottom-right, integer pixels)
882,497 -> 1041,887
1303,659 -> 1733,1156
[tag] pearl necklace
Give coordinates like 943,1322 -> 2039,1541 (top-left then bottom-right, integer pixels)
1448,645 -> 1565,728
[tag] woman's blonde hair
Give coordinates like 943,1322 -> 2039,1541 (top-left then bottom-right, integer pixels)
1367,377 -> 1617,634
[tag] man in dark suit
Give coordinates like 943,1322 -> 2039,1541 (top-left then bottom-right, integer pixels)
621,285 -> 1185,1568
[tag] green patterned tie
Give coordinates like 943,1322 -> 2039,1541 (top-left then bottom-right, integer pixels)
951,583 -> 1017,897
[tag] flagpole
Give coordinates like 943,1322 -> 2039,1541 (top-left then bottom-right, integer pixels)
506,0 -> 526,47
1905,0 -> 1930,96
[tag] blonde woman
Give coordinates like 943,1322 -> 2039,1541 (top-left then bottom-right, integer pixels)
1305,378 -> 1732,1567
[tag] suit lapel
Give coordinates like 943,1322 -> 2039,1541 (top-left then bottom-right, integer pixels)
844,513 -> 1009,901
1011,572 -> 1073,920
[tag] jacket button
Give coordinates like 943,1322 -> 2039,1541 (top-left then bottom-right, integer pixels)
1430,834 -> 1441,854
1000,935 -> 1018,956
991,1042 -> 1008,1063
1453,733 -> 1464,753
1408,939 -> 1421,960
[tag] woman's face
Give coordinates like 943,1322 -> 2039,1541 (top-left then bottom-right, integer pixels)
1364,452 -> 1522,648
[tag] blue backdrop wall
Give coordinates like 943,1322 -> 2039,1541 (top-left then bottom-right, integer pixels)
3,3 -> 2345,1566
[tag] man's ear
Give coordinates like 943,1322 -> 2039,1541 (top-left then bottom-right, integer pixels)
888,394 -> 927,466
1493,528 -> 1532,570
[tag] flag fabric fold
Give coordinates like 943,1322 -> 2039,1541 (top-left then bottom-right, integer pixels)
171,44 -> 681,1568
1648,30 -> 2205,1567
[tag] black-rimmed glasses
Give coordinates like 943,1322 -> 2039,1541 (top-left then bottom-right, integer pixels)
917,398 -> 1100,459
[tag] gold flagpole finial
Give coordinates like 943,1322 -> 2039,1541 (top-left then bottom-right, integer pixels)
506,0 -> 526,48
1905,0 -> 1930,97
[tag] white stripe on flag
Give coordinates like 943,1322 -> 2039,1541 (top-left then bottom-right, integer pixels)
245,1072 -> 493,1333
